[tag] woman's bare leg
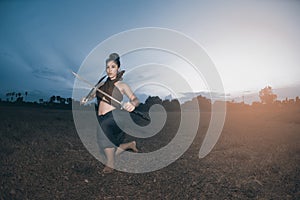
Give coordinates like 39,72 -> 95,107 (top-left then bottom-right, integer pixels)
115,141 -> 138,156
103,147 -> 115,173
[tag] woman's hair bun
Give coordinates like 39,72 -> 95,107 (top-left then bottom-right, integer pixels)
106,53 -> 120,67
109,53 -> 119,60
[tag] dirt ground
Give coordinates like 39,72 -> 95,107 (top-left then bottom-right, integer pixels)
0,105 -> 299,199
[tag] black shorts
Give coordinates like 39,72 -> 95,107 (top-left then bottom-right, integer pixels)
97,110 -> 125,149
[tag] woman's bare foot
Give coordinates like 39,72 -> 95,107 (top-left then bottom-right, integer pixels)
102,166 -> 114,174
116,141 -> 139,156
130,141 -> 139,153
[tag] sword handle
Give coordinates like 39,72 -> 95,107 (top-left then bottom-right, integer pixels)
132,110 -> 150,121
120,101 -> 150,121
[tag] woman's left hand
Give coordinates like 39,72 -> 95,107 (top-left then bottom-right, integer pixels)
123,102 -> 135,112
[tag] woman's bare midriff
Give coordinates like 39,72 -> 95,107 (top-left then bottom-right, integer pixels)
98,82 -> 124,116
98,101 -> 117,116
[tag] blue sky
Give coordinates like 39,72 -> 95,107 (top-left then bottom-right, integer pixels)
1,0 -> 300,102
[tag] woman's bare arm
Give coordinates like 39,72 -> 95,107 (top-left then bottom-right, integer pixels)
121,82 -> 140,107
117,82 -> 139,111
81,82 -> 104,104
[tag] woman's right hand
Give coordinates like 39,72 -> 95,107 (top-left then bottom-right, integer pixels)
123,102 -> 135,112
80,97 -> 88,105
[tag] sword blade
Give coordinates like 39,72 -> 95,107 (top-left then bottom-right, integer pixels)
71,71 -> 122,106
71,70 -> 150,121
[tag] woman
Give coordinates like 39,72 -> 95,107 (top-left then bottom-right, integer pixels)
81,53 -> 139,173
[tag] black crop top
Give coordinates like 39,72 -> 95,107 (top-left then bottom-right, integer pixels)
96,72 -> 124,107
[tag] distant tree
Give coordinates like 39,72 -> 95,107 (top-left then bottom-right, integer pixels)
251,101 -> 261,107
140,96 -> 163,111
170,99 -> 180,110
66,98 -> 73,104
296,96 -> 299,104
56,96 -> 61,103
288,99 -> 295,104
282,97 -> 288,104
59,97 -> 66,104
6,93 -> 11,101
145,96 -> 163,106
25,91 -> 28,101
16,97 -> 23,103
39,99 -> 44,104
50,95 -> 56,103
259,86 -> 277,104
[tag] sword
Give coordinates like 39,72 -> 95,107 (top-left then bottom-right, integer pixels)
71,71 -> 150,121
83,74 -> 107,102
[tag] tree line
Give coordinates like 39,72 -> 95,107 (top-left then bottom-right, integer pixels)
1,86 -> 299,110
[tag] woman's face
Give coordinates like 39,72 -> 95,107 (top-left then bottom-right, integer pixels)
106,60 -> 119,80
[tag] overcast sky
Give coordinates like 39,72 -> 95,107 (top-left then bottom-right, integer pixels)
1,0 -> 300,102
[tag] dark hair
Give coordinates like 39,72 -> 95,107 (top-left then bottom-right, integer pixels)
106,53 -> 120,67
